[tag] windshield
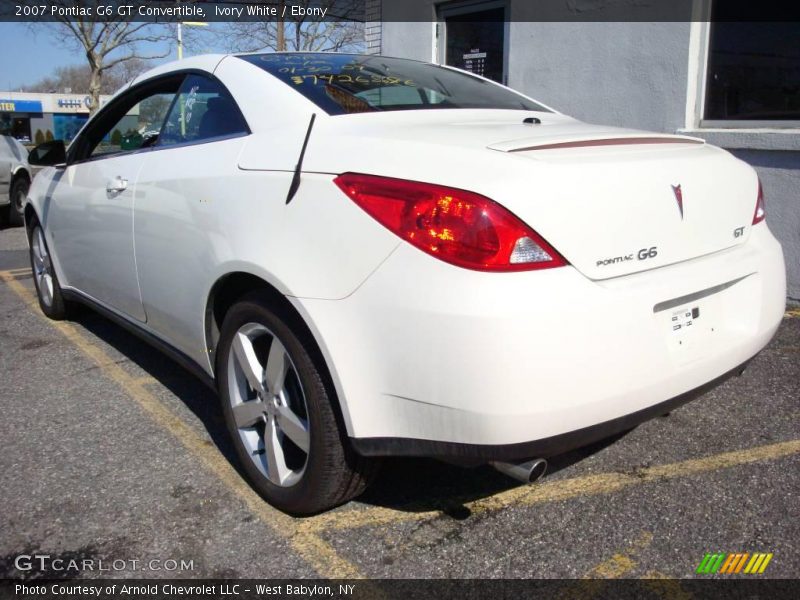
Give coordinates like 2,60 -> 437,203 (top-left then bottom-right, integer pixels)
238,53 -> 550,115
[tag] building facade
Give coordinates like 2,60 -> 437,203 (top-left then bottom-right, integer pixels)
0,92 -> 113,144
375,0 -> 800,300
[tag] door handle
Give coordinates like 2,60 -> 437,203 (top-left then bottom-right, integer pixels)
106,176 -> 128,193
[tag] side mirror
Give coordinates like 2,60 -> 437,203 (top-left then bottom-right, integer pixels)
28,140 -> 67,167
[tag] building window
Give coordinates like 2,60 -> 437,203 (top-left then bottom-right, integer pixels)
437,1 -> 508,84
704,15 -> 800,123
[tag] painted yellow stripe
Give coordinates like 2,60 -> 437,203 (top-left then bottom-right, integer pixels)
301,439 -> 800,534
757,553 -> 773,574
585,531 -> 653,579
743,554 -> 760,574
291,532 -> 364,579
785,307 -> 800,319
588,554 -> 635,579
2,265 -> 794,587
556,531 -> 652,599
641,574 -> 693,600
749,553 -> 767,574
0,271 -> 366,579
3,268 -> 31,280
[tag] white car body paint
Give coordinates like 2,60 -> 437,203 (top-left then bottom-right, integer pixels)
0,135 -> 30,205
26,53 -> 786,456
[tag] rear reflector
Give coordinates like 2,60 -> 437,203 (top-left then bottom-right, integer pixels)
334,173 -> 567,272
753,179 -> 766,225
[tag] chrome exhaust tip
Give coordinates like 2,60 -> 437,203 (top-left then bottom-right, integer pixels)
491,458 -> 548,484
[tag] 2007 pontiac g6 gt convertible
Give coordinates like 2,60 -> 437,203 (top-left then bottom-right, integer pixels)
26,53 -> 786,514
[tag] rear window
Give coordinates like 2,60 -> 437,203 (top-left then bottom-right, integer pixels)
238,53 -> 549,115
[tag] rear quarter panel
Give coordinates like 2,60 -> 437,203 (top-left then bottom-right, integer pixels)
133,141 -> 399,372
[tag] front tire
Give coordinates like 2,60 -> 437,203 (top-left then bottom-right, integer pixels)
29,223 -> 68,319
9,176 -> 30,227
217,292 -> 377,515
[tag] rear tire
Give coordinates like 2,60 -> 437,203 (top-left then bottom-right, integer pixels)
28,223 -> 68,320
217,291 -> 378,515
9,176 -> 29,227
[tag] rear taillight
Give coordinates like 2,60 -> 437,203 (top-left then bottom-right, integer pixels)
753,179 -> 766,225
334,173 -> 567,272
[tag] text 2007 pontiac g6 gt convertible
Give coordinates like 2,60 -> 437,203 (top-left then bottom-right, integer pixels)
26,53 -> 786,514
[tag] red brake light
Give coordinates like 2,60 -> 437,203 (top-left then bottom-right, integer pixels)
334,173 -> 567,272
753,179 -> 766,225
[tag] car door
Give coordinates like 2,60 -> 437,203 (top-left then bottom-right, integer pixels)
0,136 -> 13,198
133,73 -> 250,363
45,76 -> 183,321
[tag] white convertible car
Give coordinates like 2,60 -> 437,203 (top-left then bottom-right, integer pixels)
26,53 -> 786,514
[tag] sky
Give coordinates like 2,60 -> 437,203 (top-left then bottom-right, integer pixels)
0,22 -> 229,91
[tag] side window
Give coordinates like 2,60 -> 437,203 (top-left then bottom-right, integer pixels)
158,74 -> 248,147
89,92 -> 177,159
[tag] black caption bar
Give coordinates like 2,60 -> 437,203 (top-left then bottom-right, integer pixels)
1,579 -> 800,600
2,0 -> 800,23
0,1 -> 365,23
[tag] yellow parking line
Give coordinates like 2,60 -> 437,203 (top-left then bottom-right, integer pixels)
786,307 -> 800,318
555,532 -> 652,599
584,531 -> 653,579
300,438 -> 800,534
4,266 -> 799,581
3,267 -> 31,279
641,573 -> 693,600
290,531 -> 364,579
0,270 -> 366,580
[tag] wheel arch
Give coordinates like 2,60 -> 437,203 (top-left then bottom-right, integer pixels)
23,201 -> 38,231
8,168 -> 31,225
11,166 -> 31,183
204,271 -> 354,436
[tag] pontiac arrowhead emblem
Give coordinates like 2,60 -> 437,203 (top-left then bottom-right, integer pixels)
671,184 -> 684,219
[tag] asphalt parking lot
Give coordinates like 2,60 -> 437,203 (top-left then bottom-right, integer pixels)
0,223 -> 798,582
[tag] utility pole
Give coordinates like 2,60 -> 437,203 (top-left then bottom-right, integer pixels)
175,22 -> 207,135
277,1 -> 286,50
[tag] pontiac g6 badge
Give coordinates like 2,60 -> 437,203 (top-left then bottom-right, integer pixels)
672,183 -> 684,219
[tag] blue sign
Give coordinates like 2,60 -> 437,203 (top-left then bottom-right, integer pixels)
0,99 -> 44,113
53,114 -> 88,142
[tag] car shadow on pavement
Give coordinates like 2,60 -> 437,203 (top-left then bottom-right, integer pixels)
68,308 -> 631,516
356,433 -> 629,516
71,310 -> 241,471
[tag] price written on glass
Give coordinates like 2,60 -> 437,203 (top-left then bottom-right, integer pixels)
274,61 -> 415,86
289,74 -> 416,86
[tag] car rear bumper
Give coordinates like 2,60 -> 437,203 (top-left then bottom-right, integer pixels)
294,224 -> 786,459
348,359 -> 750,461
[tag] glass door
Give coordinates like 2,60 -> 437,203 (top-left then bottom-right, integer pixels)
439,2 -> 507,84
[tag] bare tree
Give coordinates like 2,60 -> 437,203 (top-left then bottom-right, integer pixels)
212,0 -> 364,54
26,59 -> 149,95
30,1 -> 171,113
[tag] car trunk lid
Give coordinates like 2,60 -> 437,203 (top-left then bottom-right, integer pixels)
487,134 -> 758,280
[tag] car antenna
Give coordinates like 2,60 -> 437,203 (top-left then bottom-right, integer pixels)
286,113 -> 316,205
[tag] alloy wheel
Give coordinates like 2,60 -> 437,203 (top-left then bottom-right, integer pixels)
14,185 -> 26,212
226,322 -> 310,487
31,226 -> 54,307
